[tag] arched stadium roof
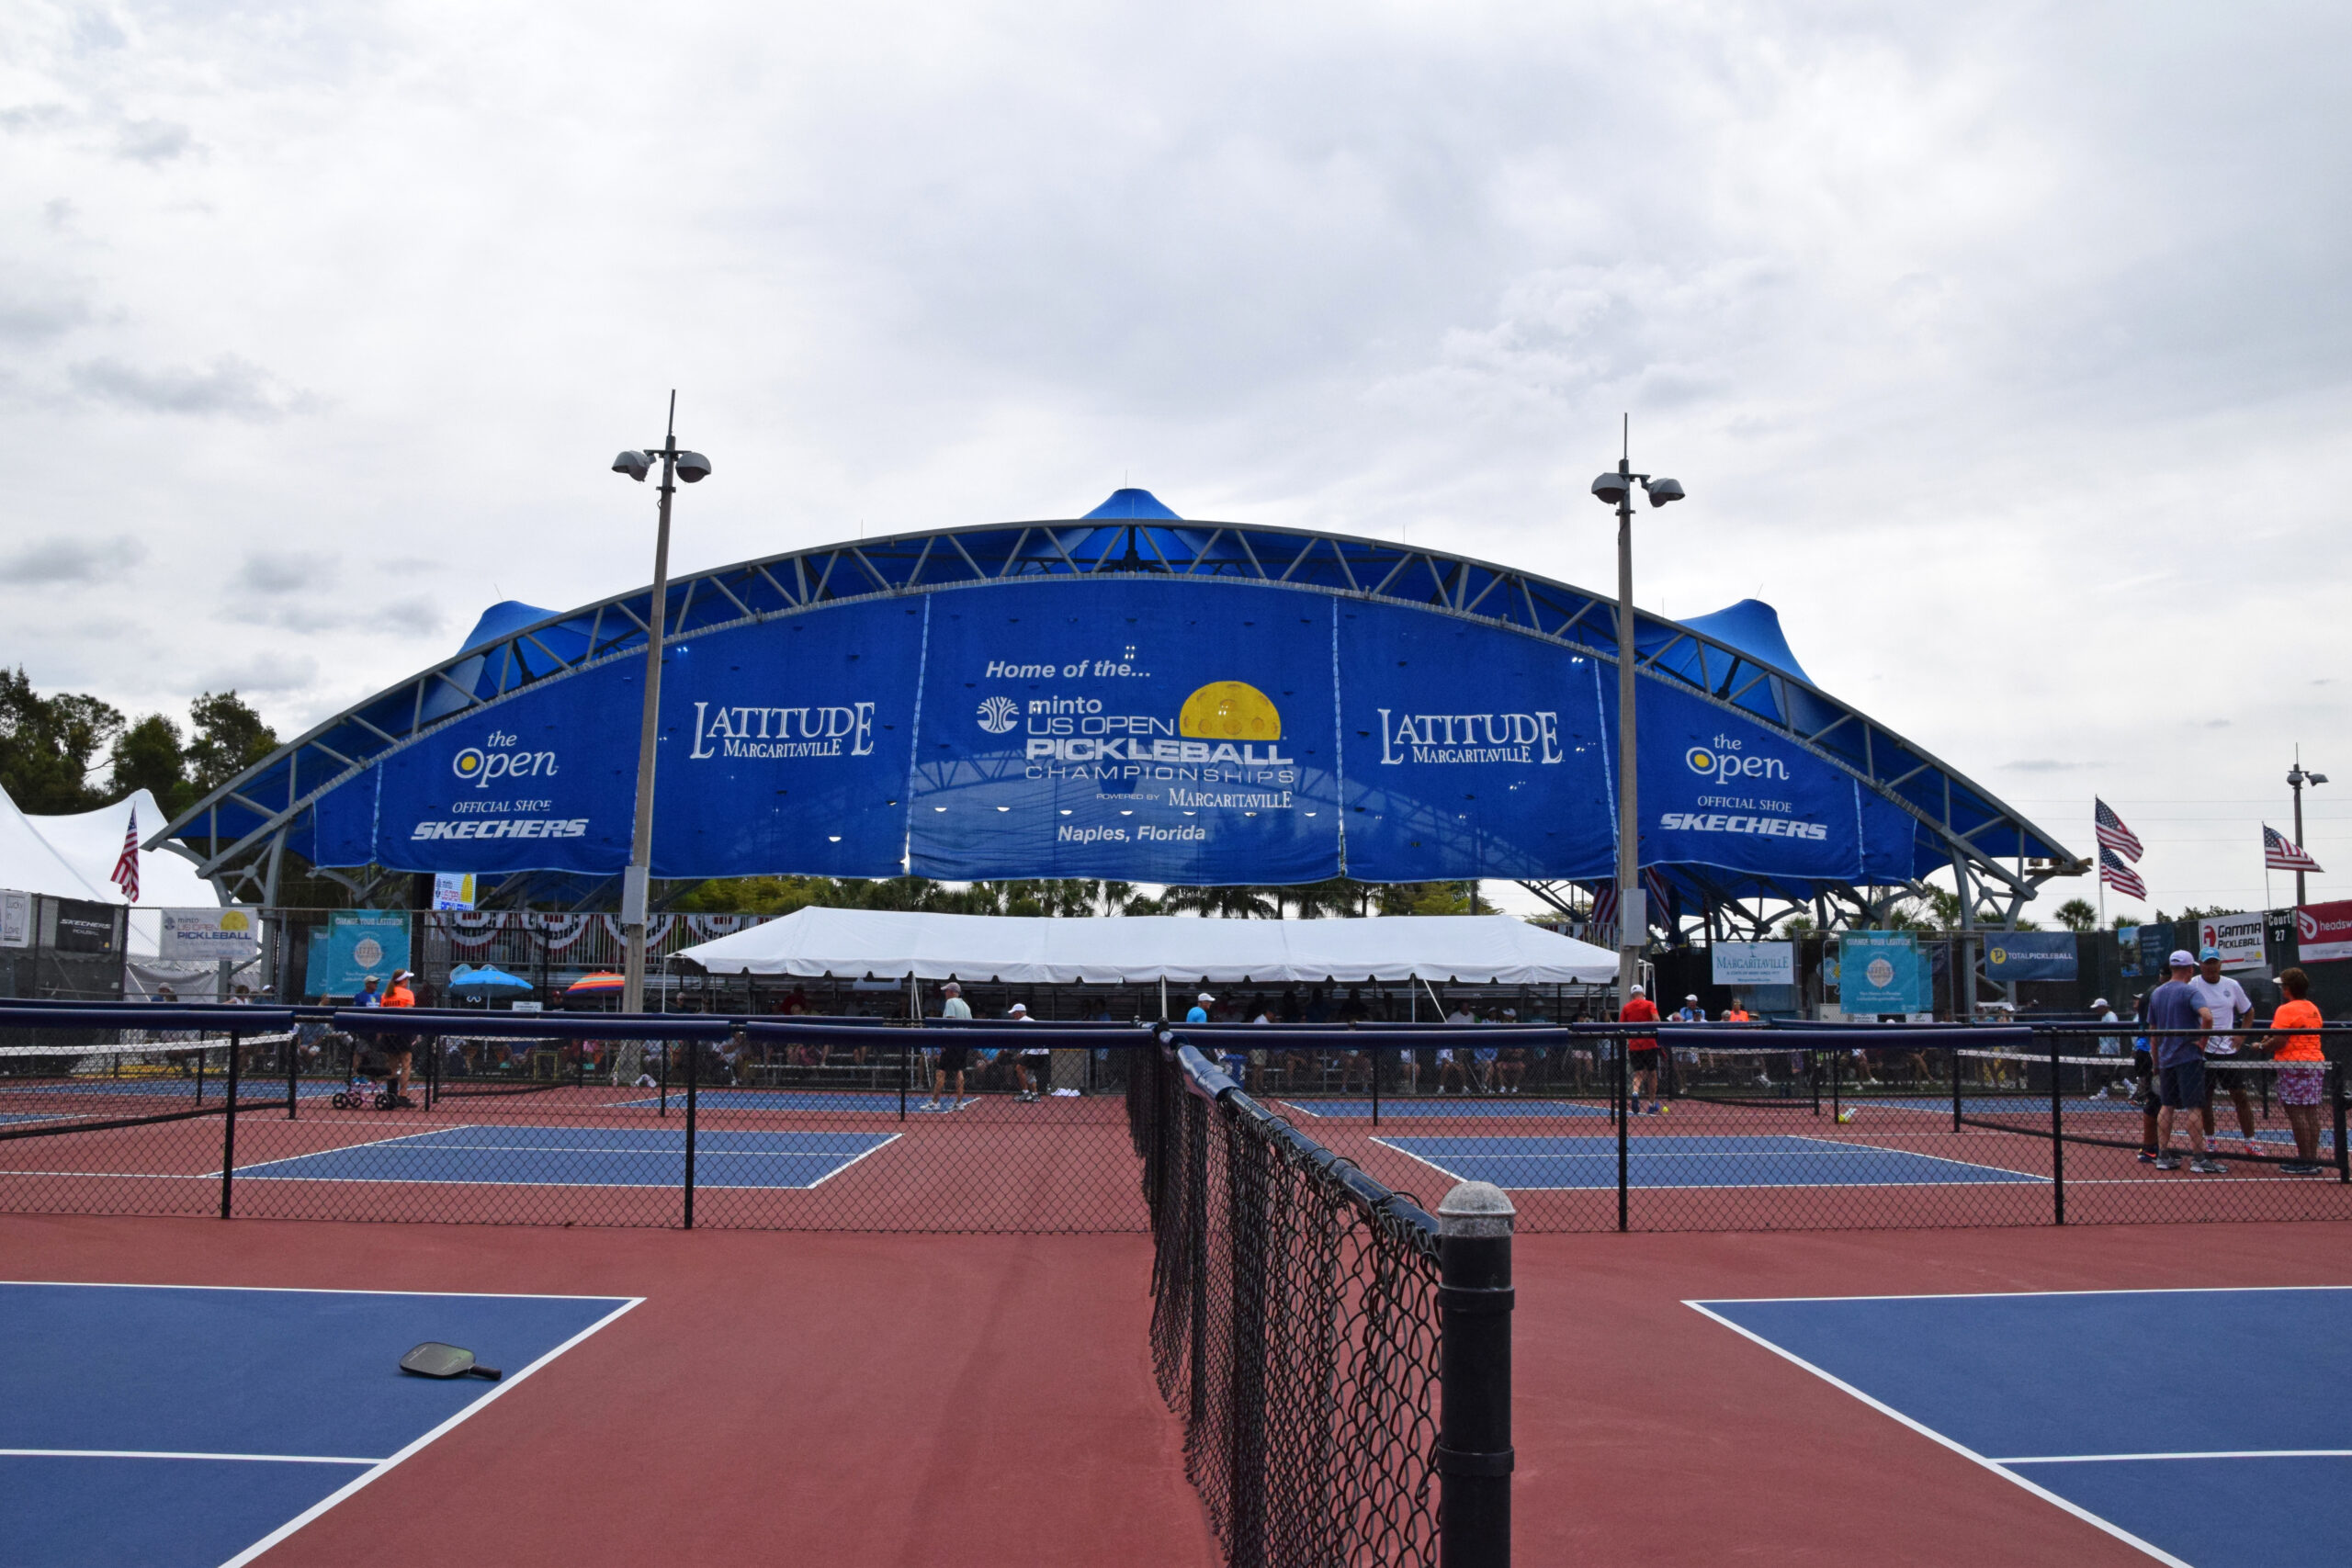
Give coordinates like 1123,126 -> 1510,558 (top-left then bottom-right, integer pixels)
155,489 -> 2085,923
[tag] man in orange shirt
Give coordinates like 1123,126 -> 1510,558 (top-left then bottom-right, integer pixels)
1622,984 -> 1664,1115
2259,967 -> 2328,1174
380,968 -> 420,1108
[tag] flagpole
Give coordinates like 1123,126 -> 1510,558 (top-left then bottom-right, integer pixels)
2096,797 -> 2105,930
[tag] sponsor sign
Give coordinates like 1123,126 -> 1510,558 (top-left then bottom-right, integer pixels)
51,900 -> 118,954
432,873 -> 477,911
1838,931 -> 1926,1014
2196,911 -> 2267,974
1982,932 -> 2078,982
0,889 -> 27,949
158,908 -> 264,963
2138,923 -> 2173,979
1711,942 -> 1794,987
2294,900 -> 2352,964
2118,925 -> 2140,977
316,580 -> 1926,888
303,911 -> 412,998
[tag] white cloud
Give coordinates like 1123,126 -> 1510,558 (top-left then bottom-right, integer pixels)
0,0 -> 2346,910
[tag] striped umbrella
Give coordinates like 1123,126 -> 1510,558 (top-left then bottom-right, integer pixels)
564,972 -> 627,996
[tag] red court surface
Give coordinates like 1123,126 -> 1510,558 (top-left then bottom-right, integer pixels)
1517,1220 -> 2352,1565
9,1212 -> 2346,1564
0,1213 -> 1217,1568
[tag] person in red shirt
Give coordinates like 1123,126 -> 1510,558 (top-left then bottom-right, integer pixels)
1621,984 -> 1664,1115
380,968 -> 419,1108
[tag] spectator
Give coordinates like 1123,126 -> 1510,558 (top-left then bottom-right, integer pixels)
922,981 -> 972,1111
379,969 -> 419,1108
2088,998 -> 2127,1097
1010,1002 -> 1049,1101
1187,992 -> 1214,1024
2149,950 -> 2223,1173
2188,947 -> 2261,1148
355,976 -> 382,1008
1623,984 -> 1664,1115
2258,968 -> 2329,1174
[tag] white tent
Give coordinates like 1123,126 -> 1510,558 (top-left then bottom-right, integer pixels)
2,787 -> 236,970
673,907 -> 1619,986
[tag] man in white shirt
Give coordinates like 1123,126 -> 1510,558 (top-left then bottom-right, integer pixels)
2186,947 -> 2260,1145
921,980 -> 972,1111
1009,1001 -> 1049,1101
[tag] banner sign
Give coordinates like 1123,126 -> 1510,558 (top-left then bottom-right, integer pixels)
0,889 -> 27,949
1982,932 -> 2078,982
304,911 -> 411,998
1712,942 -> 1794,987
2195,911 -> 2267,973
158,908 -> 264,963
2138,923 -> 2173,978
1838,931 -> 1926,1014
2117,925 -> 2139,977
2294,900 -> 2352,964
432,873 -> 477,911
309,580 -> 1926,886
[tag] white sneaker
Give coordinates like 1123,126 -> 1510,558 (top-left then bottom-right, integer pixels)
919,1100 -> 939,1111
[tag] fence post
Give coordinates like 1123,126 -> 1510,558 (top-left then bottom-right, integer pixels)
1438,1179 -> 1515,1568
1615,1035 -> 1629,1233
2049,1030 -> 2065,1224
683,1029 -> 705,1229
220,1031 -> 240,1220
2334,1063 -> 2348,1185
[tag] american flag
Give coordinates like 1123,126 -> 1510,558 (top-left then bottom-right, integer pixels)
2094,798 -> 2143,863
110,808 -> 140,901
2098,846 -> 2146,901
1589,869 -> 1673,928
2265,824 -> 2324,874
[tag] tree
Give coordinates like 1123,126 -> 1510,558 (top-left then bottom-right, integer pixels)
184,692 -> 277,795
109,716 -> 188,813
0,667 -> 124,812
2052,898 -> 2098,932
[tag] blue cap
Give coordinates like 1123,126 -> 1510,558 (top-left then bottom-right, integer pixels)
2199,945 -> 2222,961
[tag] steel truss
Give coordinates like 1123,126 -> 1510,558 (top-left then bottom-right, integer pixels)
157,516 -> 2086,921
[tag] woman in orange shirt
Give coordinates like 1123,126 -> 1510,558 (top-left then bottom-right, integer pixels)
2258,967 -> 2328,1174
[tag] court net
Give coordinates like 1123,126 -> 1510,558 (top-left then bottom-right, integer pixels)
1132,1040 -> 1443,1567
1952,1048 -> 2345,1167
0,1035 -> 291,1135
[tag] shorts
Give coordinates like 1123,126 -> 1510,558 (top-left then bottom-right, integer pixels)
2156,1058 -> 2205,1111
934,1043 -> 969,1075
380,1036 -> 414,1058
1629,1045 -> 1660,1064
2278,1064 -> 2325,1107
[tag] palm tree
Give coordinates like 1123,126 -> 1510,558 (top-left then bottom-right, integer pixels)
2052,898 -> 2098,932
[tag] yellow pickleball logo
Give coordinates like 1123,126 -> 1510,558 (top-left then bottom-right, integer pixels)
1178,681 -> 1281,741
220,910 -> 250,931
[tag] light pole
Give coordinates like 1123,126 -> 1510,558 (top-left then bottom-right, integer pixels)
2288,751 -> 2328,907
611,392 -> 712,1013
1590,428 -> 1685,1007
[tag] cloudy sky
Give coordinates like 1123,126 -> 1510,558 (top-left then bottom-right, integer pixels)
5,0 -> 2347,918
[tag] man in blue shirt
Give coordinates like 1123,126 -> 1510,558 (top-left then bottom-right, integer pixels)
2147,950 -> 2224,1173
1186,993 -> 1213,1024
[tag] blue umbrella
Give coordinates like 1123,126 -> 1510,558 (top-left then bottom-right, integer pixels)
448,964 -> 533,999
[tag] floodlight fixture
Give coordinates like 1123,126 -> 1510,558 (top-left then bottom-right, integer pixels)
612,450 -> 651,482
674,450 -> 712,483
1590,471 -> 1633,506
1643,476 -> 1685,507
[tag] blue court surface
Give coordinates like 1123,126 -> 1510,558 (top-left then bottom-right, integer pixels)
1,1280 -> 638,1568
233,1124 -> 898,1189
1689,1288 -> 2352,1568
606,1090 -> 972,1114
1376,1134 -> 2041,1189
1280,1097 -> 1610,1120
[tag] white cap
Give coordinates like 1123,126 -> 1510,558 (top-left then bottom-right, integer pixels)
2091,998 -> 2109,1010
1629,985 -> 1645,997
1197,992 -> 1215,1002
1685,994 -> 1698,1001
941,980 -> 960,993
1007,1002 -> 1027,1015
2168,949 -> 2196,968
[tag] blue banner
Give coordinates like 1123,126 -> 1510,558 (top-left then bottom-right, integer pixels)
303,911 -> 412,999
1982,932 -> 2078,982
1839,931 -> 1926,1014
313,579 -> 1934,888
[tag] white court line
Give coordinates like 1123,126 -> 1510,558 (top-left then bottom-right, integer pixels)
1681,1299 -> 2191,1568
1,1280 -> 637,1301
1367,1138 -> 2042,1190
1689,1284 -> 2352,1306
0,1448 -> 379,1464
1783,1132 -> 2053,1183
1993,1450 -> 2352,1464
213,1122 -> 457,1179
217,1293 -> 645,1568
801,1132 -> 901,1188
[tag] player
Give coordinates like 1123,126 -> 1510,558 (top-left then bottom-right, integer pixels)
2187,947 -> 2260,1147
921,980 -> 971,1111
1623,984 -> 1663,1115
2257,968 -> 2329,1174
2149,951 -> 2223,1173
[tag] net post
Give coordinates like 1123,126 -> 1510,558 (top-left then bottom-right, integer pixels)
220,1031 -> 240,1220
683,1028 -> 707,1230
287,1019 -> 300,1121
2048,1029 -> 2065,1224
1950,1040 -> 1962,1132
1372,1035 -> 1382,1127
1437,1179 -> 1514,1568
1615,1033 -> 1629,1233
1808,1047 -> 1819,1117
658,1029 -> 670,1117
1829,1043 -> 1841,1122
899,1035 -> 910,1122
